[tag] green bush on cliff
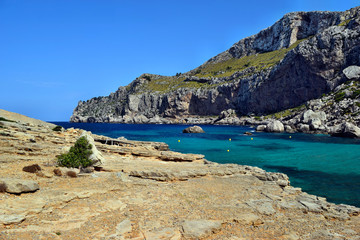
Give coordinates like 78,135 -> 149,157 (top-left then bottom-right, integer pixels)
0,117 -> 15,122
334,92 -> 345,102
52,125 -> 63,132
57,136 -> 93,168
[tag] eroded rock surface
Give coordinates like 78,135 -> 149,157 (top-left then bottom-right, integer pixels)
1,109 -> 360,239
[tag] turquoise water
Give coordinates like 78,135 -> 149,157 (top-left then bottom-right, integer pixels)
54,122 -> 360,207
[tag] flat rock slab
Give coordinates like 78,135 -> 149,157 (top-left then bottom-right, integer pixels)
0,178 -> 39,194
0,214 -> 26,225
182,219 -> 222,239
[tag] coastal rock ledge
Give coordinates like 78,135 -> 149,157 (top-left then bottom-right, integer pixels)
1,109 -> 360,239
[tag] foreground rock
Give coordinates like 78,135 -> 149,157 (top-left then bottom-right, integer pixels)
183,125 -> 205,133
182,220 -> 222,239
1,109 -> 360,239
0,178 -> 39,194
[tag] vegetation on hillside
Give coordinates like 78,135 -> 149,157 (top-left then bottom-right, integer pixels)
139,38 -> 308,93
264,104 -> 306,120
52,125 -> 63,132
194,38 -> 306,78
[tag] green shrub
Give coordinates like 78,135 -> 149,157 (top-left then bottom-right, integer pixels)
351,90 -> 360,99
57,137 -> 93,168
334,92 -> 345,102
52,125 -> 63,132
0,117 -> 15,122
143,75 -> 151,81
338,19 -> 351,26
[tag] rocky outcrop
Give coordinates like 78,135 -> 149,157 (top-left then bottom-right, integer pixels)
343,65 -> 360,80
0,178 -> 39,194
71,7 -> 360,124
80,131 -> 105,165
266,120 -> 284,133
250,76 -> 360,136
2,110 -> 360,239
182,125 -> 205,133
181,220 -> 222,239
330,122 -> 360,138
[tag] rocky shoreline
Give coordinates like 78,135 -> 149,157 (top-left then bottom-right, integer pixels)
1,109 -> 360,239
70,66 -> 360,139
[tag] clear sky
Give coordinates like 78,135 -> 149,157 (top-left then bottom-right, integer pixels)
1,0 -> 358,121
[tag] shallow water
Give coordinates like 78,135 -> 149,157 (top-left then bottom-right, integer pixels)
54,122 -> 360,207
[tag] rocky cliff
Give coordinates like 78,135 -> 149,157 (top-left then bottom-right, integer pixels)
71,6 -> 360,124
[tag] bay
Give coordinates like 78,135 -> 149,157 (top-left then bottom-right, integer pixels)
53,122 -> 360,207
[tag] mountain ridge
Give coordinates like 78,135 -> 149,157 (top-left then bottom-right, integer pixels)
71,6 -> 360,129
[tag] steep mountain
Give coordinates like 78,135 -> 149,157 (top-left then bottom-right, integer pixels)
71,6 -> 360,125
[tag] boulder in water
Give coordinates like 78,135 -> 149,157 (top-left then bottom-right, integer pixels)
265,120 -> 284,133
183,126 -> 205,133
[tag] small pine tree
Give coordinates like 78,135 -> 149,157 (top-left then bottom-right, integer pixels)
52,125 -> 63,131
57,136 -> 93,168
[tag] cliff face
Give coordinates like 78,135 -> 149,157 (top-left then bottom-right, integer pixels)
71,7 -> 360,124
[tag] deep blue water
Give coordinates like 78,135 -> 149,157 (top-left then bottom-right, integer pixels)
53,122 -> 360,207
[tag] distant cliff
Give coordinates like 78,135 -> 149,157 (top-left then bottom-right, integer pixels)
71,6 -> 360,124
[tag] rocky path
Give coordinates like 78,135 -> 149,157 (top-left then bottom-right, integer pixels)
1,109 -> 360,239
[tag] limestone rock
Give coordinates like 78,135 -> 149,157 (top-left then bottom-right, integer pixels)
284,125 -> 295,133
36,171 -> 53,178
331,122 -> 360,138
301,110 -> 326,125
343,65 -> 360,80
80,131 -> 105,165
247,199 -> 276,216
144,228 -> 181,240
266,120 -> 284,133
256,125 -> 267,132
298,123 -> 310,133
115,219 -> 132,236
182,125 -> 205,133
0,214 -> 26,225
0,178 -> 39,194
181,219 -> 222,239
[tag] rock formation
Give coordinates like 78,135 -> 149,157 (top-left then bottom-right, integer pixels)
182,125 -> 205,133
1,109 -> 360,239
71,7 -> 360,127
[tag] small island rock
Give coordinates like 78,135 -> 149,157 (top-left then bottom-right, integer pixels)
183,126 -> 205,133
266,120 -> 284,133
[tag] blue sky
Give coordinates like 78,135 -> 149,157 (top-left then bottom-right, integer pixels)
1,0 -> 358,121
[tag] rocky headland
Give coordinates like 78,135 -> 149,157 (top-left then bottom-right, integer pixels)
1,109 -> 360,239
70,6 -> 360,137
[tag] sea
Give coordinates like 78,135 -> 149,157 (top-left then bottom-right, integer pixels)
53,122 -> 360,207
